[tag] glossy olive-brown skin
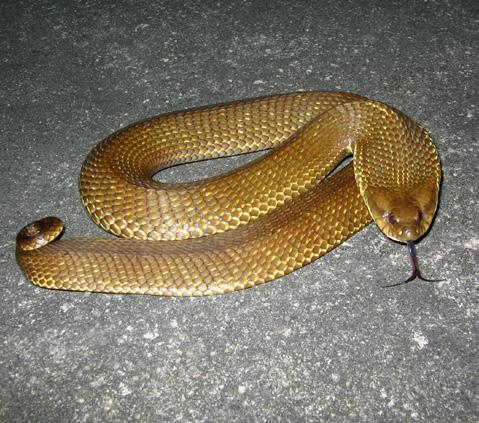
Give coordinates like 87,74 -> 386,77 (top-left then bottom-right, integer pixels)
16,92 -> 441,296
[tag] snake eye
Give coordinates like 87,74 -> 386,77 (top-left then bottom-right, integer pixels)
388,212 -> 396,225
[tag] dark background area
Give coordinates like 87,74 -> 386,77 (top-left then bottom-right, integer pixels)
1,1 -> 477,422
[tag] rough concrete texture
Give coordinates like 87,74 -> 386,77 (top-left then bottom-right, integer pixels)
1,0 -> 477,422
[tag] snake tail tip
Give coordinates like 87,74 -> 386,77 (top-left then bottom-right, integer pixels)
16,216 -> 65,251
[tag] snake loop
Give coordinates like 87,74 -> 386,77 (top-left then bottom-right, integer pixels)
16,92 -> 441,296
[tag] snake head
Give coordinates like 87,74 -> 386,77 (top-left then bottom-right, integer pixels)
363,178 -> 439,242
16,217 -> 64,251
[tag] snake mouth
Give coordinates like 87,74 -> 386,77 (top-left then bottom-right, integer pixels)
16,217 -> 64,251
375,217 -> 429,243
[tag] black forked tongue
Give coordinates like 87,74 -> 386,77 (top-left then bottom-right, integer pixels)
382,241 -> 444,288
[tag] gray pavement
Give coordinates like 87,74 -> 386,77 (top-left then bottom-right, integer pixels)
1,1 -> 477,422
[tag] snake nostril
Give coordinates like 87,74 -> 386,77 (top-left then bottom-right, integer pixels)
388,212 -> 396,225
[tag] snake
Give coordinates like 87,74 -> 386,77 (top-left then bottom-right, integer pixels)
15,92 -> 442,296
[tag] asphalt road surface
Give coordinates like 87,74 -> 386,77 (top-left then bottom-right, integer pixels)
1,1 -> 477,422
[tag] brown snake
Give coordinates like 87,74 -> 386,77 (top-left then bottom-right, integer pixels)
16,92 -> 442,296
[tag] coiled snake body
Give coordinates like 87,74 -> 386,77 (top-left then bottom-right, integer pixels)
16,92 -> 441,296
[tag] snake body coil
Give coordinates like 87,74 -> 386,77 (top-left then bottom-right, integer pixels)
16,92 -> 441,296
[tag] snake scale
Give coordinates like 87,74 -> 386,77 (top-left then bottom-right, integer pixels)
16,92 -> 442,296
